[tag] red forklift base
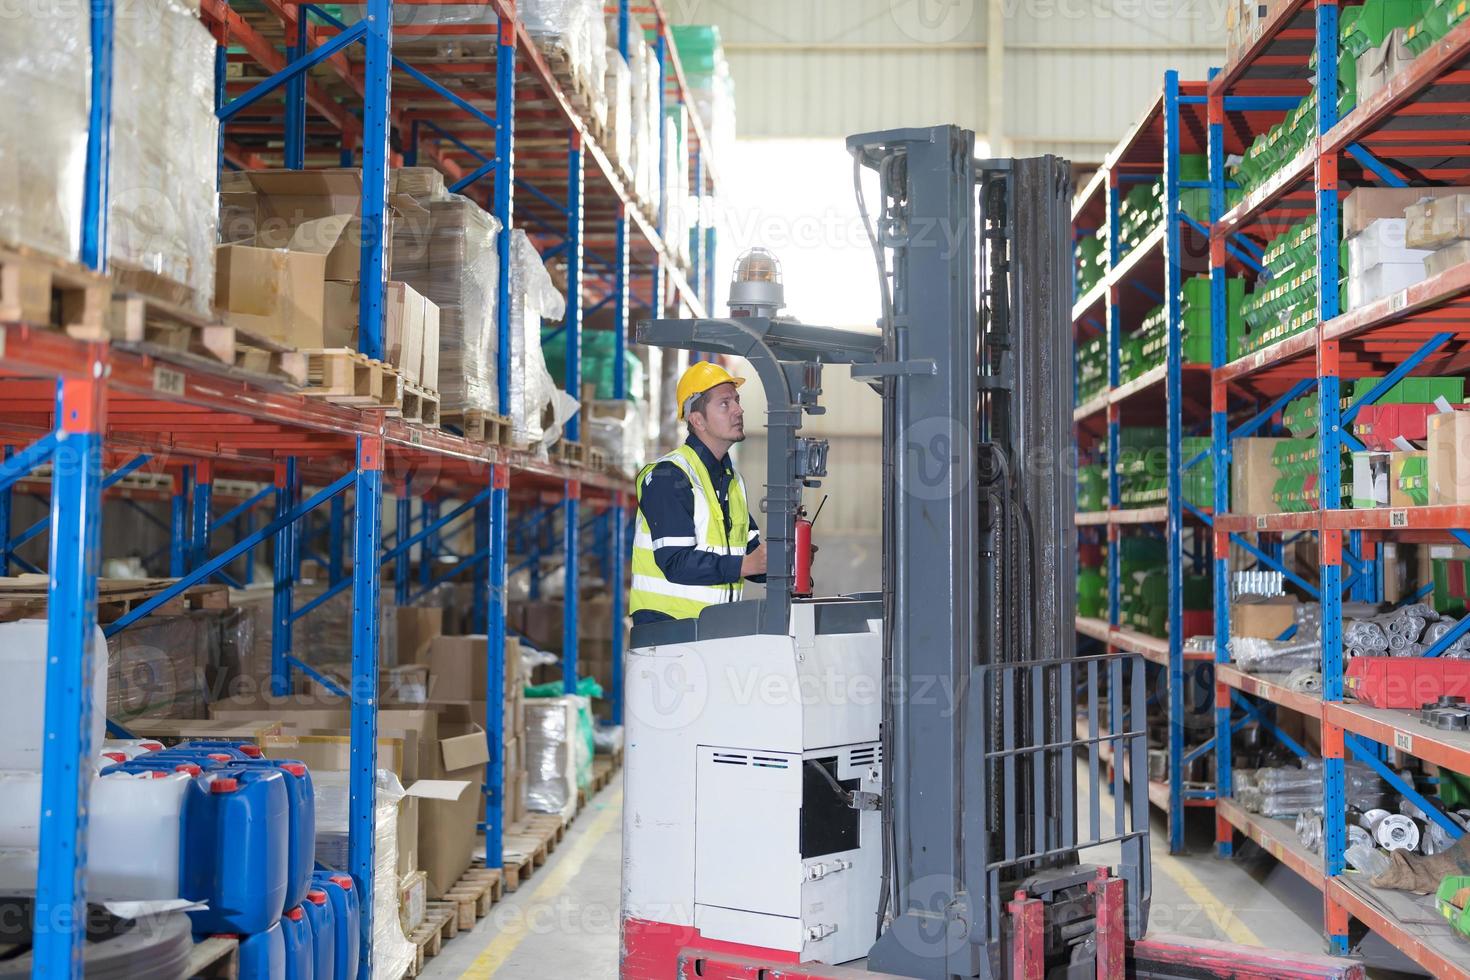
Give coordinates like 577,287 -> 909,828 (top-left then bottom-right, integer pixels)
657,934 -> 1365,980
622,917 -> 800,980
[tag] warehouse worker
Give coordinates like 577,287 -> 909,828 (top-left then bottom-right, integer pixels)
630,362 -> 766,624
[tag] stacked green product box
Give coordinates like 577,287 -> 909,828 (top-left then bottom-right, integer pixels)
1120,305 -> 1166,383
1399,454 -> 1429,505
1182,275 -> 1245,364
1118,179 -> 1163,254
1076,334 -> 1108,405
1345,375 -> 1465,406
1178,154 -> 1244,224
1181,436 -> 1215,509
1078,464 -> 1108,512
1239,218 -> 1335,355
1270,439 -> 1347,511
1078,563 -> 1108,619
1116,427 -> 1167,507
1434,553 -> 1470,616
1117,537 -> 1212,636
1282,392 -> 1319,437
1406,0 -> 1470,53
1076,229 -> 1107,298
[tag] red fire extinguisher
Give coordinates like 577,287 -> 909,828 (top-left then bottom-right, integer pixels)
793,495 -> 827,597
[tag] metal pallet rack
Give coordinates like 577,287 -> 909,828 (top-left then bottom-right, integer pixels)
1073,74 -> 1220,854
1207,4 -> 1470,972
10,0 -> 715,973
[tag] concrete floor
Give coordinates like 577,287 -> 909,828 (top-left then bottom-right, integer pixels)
421,766 -> 1428,979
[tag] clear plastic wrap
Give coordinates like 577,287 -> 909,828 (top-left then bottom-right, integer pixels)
313,770 -> 416,980
605,49 -> 633,174
508,229 -> 565,444
1228,635 -> 1320,673
521,0 -> 605,114
390,181 -> 501,414
0,1 -> 89,260
585,399 -> 645,478
524,696 -> 578,820
1233,760 -> 1388,817
110,0 -> 219,313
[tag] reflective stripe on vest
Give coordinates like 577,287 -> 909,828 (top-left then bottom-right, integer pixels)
629,444 -> 750,620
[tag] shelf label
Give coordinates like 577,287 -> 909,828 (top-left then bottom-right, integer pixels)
153,366 -> 185,396
1394,730 -> 1413,754
1256,516 -> 1269,530
410,429 -> 423,446
1389,509 -> 1408,528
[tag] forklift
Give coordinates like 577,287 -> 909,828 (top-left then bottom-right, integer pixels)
619,125 -> 1365,980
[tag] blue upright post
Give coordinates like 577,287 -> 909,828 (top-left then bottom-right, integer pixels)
483,18 -> 515,873
1314,0 -> 1350,955
170,466 -> 191,577
348,437 -> 384,980
609,495 -> 627,725
1208,87 -> 1234,858
356,0 -> 392,359
330,492 -> 346,585
704,225 -> 718,312
214,39 -> 227,178
613,204 -> 629,400
1163,71 -> 1186,854
34,377 -> 105,977
486,464 -> 510,868
284,12 -> 307,169
419,498 -> 438,590
80,0 -> 115,269
473,493 -> 490,631
271,459 -> 297,697
692,149 -> 705,303
395,489 -> 411,606
564,132 -> 585,695
243,508 -> 256,586
191,461 -> 213,572
0,447 -> 12,576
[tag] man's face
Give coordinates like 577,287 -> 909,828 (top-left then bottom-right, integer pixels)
693,382 -> 745,444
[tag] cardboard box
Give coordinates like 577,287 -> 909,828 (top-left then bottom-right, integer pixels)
1406,192 -> 1470,250
1342,186 -> 1470,238
122,718 -> 285,743
427,634 -> 489,698
1426,240 -> 1470,279
384,664 -> 430,704
1429,409 -> 1470,505
1231,598 -> 1298,639
1351,451 -> 1390,509
421,301 -> 441,392
1232,438 -> 1287,514
419,703 -> 490,896
1391,450 -> 1428,507
213,244 -> 327,345
323,280 -> 430,383
396,606 -> 443,666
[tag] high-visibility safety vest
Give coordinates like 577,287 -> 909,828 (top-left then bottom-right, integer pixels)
630,444 -> 751,620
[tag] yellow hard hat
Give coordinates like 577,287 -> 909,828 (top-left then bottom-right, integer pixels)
676,361 -> 745,420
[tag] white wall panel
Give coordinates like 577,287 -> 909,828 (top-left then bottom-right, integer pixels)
670,0 -> 1226,163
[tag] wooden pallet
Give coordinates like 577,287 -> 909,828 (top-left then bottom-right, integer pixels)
587,446 -> 608,473
0,575 -> 228,623
553,439 -> 588,467
500,812 -> 568,890
389,379 -> 441,427
184,936 -> 240,979
446,408 -> 512,446
0,244 -> 110,339
535,41 -> 595,121
443,866 -> 503,929
404,903 -> 457,977
299,348 -> 399,407
108,291 -> 235,364
591,756 -> 615,792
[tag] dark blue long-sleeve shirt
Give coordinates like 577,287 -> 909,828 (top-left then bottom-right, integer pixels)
633,433 -> 761,625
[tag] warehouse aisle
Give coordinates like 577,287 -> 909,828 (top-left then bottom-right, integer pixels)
421,764 -> 1427,978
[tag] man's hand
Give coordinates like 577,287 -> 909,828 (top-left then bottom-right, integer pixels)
740,542 -> 767,578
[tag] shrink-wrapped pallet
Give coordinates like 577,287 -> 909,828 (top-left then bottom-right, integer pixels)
391,187 -> 501,415
110,0 -> 220,313
523,695 -> 592,822
0,2 -> 89,260
507,229 -> 565,444
522,0 -> 607,124
604,48 -> 633,175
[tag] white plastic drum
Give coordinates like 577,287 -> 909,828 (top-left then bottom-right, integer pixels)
0,770 -> 188,899
0,619 -> 109,770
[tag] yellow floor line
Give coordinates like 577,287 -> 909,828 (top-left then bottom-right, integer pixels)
1097,791 -> 1261,947
460,790 -> 623,979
